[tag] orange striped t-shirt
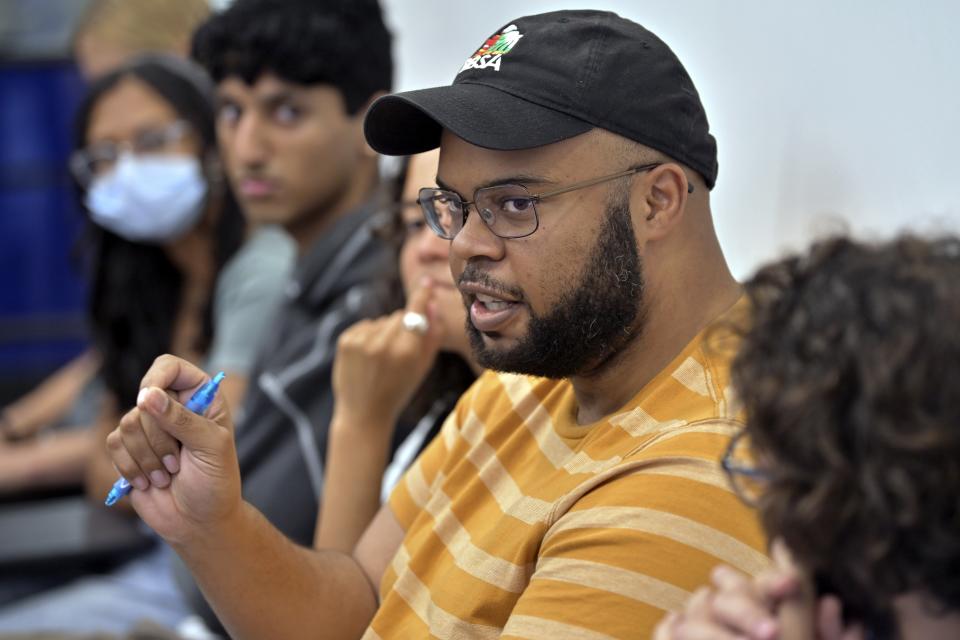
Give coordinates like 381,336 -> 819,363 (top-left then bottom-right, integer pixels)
364,305 -> 768,639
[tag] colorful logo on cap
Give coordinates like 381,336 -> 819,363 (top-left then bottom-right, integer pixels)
460,24 -> 523,72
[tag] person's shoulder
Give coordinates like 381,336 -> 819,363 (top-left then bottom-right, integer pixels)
249,225 -> 296,257
226,226 -> 296,276
625,297 -> 749,430
213,226 -> 294,312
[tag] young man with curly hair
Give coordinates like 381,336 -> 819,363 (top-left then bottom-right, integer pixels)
656,235 -> 960,640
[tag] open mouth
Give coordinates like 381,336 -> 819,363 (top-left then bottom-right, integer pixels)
470,292 -> 522,333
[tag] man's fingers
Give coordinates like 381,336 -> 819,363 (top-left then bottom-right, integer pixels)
134,387 -> 185,485
137,386 -> 224,452
140,354 -> 210,397
106,416 -> 149,491
118,411 -> 170,488
136,388 -> 182,473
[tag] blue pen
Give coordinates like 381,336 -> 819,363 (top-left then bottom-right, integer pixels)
104,371 -> 225,506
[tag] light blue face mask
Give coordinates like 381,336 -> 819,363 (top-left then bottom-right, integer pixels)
85,153 -> 208,243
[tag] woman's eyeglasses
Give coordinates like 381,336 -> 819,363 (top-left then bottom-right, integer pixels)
70,120 -> 192,185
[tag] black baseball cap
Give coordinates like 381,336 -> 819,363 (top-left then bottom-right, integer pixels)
364,9 -> 719,189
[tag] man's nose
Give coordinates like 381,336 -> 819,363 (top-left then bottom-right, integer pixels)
450,203 -> 506,265
231,112 -> 269,166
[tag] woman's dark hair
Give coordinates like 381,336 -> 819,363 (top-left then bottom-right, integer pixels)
191,0 -> 392,115
731,235 -> 960,638
74,55 -> 245,409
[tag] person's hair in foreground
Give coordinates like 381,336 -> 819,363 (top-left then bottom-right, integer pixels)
73,56 -> 245,408
732,234 -> 960,638
190,0 -> 392,113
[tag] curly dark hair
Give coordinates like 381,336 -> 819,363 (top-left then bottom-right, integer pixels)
731,235 -> 960,638
190,0 -> 392,114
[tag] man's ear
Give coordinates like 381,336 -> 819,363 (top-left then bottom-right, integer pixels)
354,91 -> 388,159
633,163 -> 689,240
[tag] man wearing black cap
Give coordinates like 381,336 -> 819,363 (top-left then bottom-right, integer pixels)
102,10 -> 767,639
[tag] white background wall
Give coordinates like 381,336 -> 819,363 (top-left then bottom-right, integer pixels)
380,0 -> 960,278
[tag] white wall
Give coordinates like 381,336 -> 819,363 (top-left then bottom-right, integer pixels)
381,0 -> 960,278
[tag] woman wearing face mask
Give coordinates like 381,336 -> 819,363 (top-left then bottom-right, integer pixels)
315,149 -> 481,552
0,55 -> 292,501
77,54 -> 294,504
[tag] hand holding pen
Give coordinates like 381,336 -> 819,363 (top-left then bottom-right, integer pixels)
104,356 -> 243,544
106,371 -> 226,505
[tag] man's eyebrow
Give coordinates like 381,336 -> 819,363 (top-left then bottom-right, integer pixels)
216,87 -> 298,106
434,173 -> 554,196
258,90 -> 298,109
434,176 -> 459,194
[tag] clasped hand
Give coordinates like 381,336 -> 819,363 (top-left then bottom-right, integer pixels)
332,278 -> 445,429
105,355 -> 242,544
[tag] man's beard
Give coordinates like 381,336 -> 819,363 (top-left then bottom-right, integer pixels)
465,193 -> 646,379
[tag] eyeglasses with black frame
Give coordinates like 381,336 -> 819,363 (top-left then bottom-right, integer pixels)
721,429 -> 770,507
417,162 -> 694,240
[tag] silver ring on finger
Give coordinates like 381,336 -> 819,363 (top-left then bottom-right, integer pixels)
401,311 -> 430,335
